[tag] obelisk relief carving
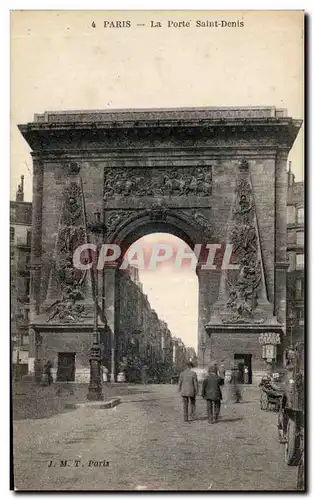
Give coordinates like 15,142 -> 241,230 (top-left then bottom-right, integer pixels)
212,159 -> 275,325
43,162 -> 95,324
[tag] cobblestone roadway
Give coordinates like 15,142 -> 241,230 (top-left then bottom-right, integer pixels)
13,384 -> 297,491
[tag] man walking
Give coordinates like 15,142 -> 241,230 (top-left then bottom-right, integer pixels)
178,362 -> 198,422
202,363 -> 224,423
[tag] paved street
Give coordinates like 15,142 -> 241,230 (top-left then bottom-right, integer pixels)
13,384 -> 298,491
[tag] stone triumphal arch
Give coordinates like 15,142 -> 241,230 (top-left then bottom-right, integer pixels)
19,107 -> 301,382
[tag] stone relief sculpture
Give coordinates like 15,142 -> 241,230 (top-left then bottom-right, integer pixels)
190,209 -> 211,237
222,161 -> 265,324
105,205 -> 169,237
105,205 -> 211,242
105,211 -> 138,236
47,181 -> 89,323
61,183 -> 83,226
104,166 -> 212,198
148,204 -> 168,221
179,209 -> 211,238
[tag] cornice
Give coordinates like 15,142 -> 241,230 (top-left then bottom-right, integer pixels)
19,117 -> 302,153
275,261 -> 290,270
29,322 -> 105,332
31,146 -> 279,162
205,324 -> 284,334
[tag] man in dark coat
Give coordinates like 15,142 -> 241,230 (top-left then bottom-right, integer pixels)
44,360 -> 53,386
178,362 -> 198,422
202,363 -> 224,423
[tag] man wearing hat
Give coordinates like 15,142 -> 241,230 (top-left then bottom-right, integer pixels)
202,363 -> 224,423
178,361 -> 199,422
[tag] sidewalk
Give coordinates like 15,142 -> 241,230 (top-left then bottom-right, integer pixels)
12,381 -> 121,420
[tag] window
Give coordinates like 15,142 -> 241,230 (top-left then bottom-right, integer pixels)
296,231 -> 304,246
296,254 -> 304,269
10,207 -> 16,221
296,308 -> 304,325
22,336 -> 29,346
287,252 -> 295,272
287,205 -> 296,224
10,227 -> 15,243
287,231 -> 295,245
297,208 -> 304,224
24,308 -> 29,321
26,231 -> 32,247
295,278 -> 304,300
25,278 -> 30,299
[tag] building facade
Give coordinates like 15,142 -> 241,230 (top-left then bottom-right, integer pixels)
18,107 -> 302,383
10,176 -> 32,379
286,163 -> 304,346
117,266 -> 187,383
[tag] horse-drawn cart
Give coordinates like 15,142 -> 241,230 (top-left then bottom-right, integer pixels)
277,343 -> 304,490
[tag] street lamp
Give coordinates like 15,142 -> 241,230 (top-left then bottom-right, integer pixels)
87,210 -> 104,401
288,309 -> 297,348
259,331 -> 281,376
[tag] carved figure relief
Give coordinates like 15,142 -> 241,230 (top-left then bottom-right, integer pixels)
47,297 -> 86,323
104,166 -> 212,199
190,209 -> 211,237
221,161 -> 266,324
105,211 -> 138,236
148,204 -> 168,221
179,209 -> 211,238
61,183 -> 83,226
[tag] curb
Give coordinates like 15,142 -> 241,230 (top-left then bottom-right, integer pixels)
65,397 -> 121,410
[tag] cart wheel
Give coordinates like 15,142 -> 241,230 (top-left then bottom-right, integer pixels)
285,418 -> 301,466
278,411 -> 287,443
297,453 -> 305,491
260,392 -> 268,410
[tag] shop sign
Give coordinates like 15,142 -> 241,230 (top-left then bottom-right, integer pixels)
258,332 -> 281,345
262,344 -> 277,360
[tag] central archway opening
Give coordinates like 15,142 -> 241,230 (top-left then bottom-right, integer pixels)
116,232 -> 199,383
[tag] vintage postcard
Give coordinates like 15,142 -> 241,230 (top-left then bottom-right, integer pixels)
10,10 -> 304,491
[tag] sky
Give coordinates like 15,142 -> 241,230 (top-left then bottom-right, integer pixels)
128,234 -> 198,348
10,10 -> 304,348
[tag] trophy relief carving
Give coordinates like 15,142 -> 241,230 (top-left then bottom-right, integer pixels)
222,161 -> 265,324
47,181 -> 89,323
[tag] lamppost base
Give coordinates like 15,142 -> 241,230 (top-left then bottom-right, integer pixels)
86,386 -> 104,401
87,345 -> 103,401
